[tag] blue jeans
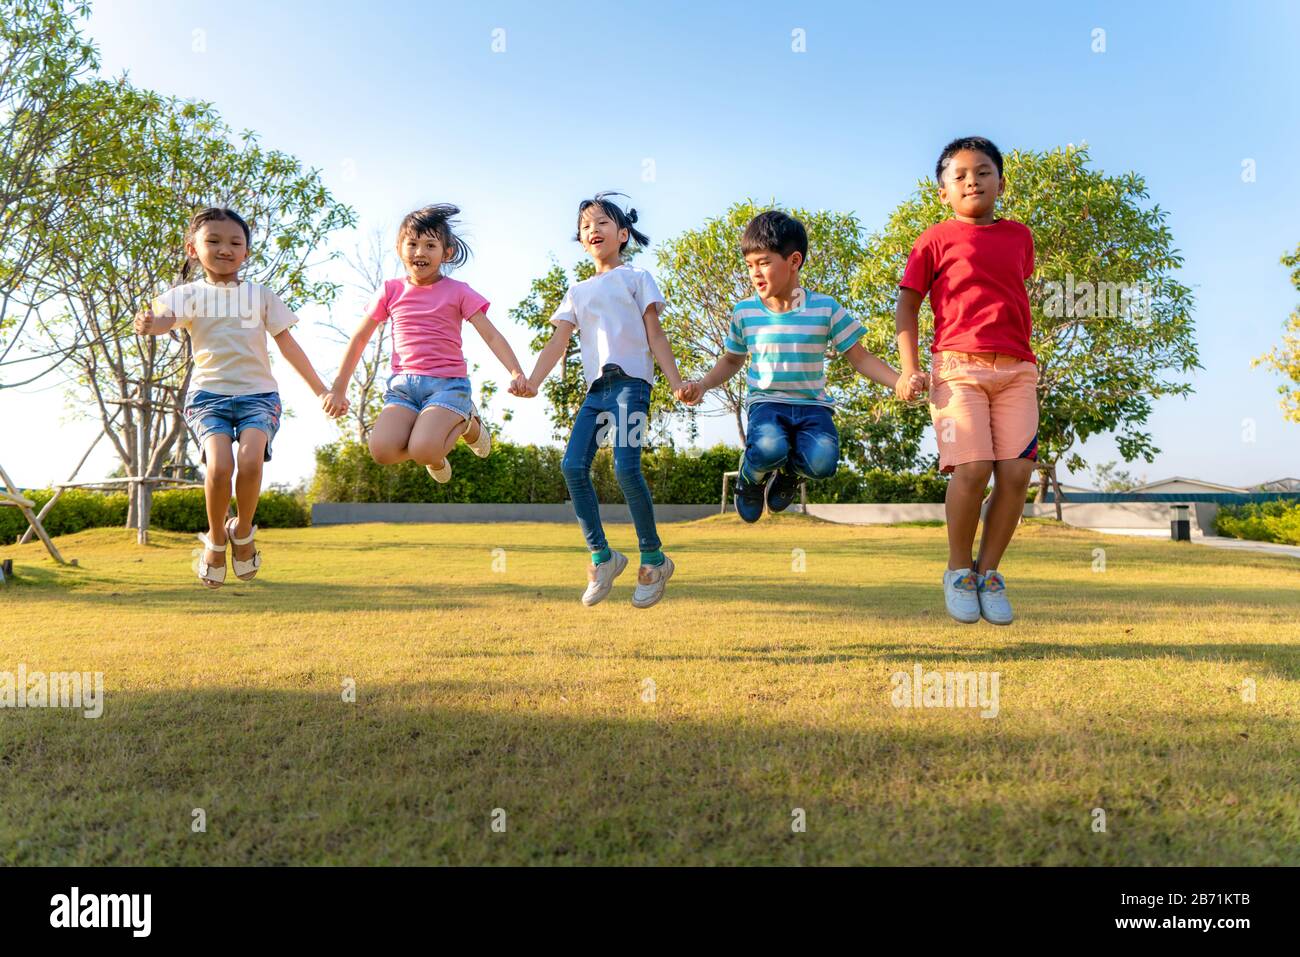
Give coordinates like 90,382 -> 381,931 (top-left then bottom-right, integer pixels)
183,390 -> 282,463
742,401 -> 840,482
562,365 -> 660,554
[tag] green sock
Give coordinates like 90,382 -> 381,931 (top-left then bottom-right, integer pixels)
591,547 -> 612,565
640,549 -> 665,567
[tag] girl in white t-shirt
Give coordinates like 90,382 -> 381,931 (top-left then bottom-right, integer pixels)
135,207 -> 347,588
518,193 -> 689,609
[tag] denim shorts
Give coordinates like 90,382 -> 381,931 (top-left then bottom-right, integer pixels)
383,373 -> 475,420
183,390 -> 281,462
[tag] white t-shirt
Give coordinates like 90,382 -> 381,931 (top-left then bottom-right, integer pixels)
154,279 -> 298,395
550,265 -> 665,386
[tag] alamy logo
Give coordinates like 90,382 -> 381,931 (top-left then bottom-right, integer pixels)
890,664 -> 1000,718
49,887 -> 151,937
0,664 -> 103,718
174,283 -> 265,328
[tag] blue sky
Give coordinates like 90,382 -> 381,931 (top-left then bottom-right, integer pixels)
9,0 -> 1300,488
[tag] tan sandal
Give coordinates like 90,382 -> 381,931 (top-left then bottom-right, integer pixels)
196,532 -> 227,588
224,517 -> 262,581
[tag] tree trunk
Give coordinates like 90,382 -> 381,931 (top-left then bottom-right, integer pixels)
734,403 -> 746,444
1035,468 -> 1050,504
137,481 -> 151,545
1050,464 -> 1065,521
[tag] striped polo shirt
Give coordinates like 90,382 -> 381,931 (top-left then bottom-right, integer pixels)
723,289 -> 865,409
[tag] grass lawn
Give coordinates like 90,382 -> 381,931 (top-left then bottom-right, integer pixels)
2,516 -> 1297,865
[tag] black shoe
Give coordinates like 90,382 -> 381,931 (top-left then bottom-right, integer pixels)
734,472 -> 766,523
765,468 -> 800,513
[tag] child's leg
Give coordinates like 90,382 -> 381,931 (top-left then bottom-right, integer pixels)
202,435 -> 235,565
561,398 -> 609,558
976,458 -> 1035,574
741,403 -> 791,483
368,405 -> 419,464
788,406 -> 840,480
946,460 -> 994,570
610,381 -> 662,563
406,407 -> 469,468
231,428 -> 268,563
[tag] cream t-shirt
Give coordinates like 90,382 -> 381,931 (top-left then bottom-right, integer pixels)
154,279 -> 298,395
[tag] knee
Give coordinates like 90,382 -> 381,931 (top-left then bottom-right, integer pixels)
799,437 -> 839,479
206,459 -> 233,483
952,461 -> 994,489
368,437 -> 400,465
748,433 -> 788,470
235,448 -> 264,474
561,458 -> 590,484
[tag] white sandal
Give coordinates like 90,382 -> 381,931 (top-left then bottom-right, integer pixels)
224,517 -> 262,581
196,533 -> 227,588
463,412 -> 491,458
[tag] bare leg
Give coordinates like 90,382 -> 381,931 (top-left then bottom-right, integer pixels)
976,457 -> 1036,574
203,436 -> 235,566
231,429 -> 268,564
368,405 -> 419,464
945,460 -> 993,571
406,407 -> 469,469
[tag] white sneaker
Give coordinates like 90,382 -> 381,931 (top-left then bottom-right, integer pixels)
977,569 -> 1014,625
581,550 -> 628,606
943,567 -> 981,624
632,556 -> 674,609
463,414 -> 491,458
426,460 -> 451,483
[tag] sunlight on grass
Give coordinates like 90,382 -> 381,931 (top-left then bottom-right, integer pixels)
2,517 -> 1298,864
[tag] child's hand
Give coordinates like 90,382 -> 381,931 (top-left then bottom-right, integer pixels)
320,388 -> 348,418
509,374 -> 536,398
676,380 -> 702,405
134,307 -> 160,336
895,370 -> 926,403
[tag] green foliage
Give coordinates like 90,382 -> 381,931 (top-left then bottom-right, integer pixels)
1,487 -> 309,541
309,439 -> 948,505
1214,500 -> 1300,545
1253,242 -> 1300,423
508,258 -> 592,440
655,200 -> 930,470
859,144 -> 1199,487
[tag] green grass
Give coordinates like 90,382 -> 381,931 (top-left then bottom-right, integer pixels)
2,516 -> 1298,865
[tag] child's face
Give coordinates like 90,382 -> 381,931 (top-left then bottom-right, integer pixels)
937,149 -> 1005,220
187,220 -> 247,277
745,248 -> 802,300
579,209 -> 627,261
399,230 -> 453,282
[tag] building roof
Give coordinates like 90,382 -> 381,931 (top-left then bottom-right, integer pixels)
1132,477 -> 1250,493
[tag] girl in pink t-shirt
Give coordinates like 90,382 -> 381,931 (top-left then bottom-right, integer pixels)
329,205 -> 528,482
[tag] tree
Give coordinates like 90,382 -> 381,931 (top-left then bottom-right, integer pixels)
656,200 -> 930,468
23,81 -> 354,540
1253,242 -> 1300,423
1089,460 -> 1143,492
860,145 -> 1198,514
0,0 -> 104,386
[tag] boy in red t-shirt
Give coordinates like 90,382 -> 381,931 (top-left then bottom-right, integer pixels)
895,136 -> 1038,626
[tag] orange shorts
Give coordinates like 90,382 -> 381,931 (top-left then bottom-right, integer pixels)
929,351 -> 1039,473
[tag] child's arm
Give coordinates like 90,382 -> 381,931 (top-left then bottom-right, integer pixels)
273,328 -> 347,417
641,303 -> 686,394
842,342 -> 901,390
894,288 -> 926,401
681,351 -> 745,404
328,316 -> 378,409
467,311 -> 529,396
133,301 -> 176,336
522,321 -> 573,396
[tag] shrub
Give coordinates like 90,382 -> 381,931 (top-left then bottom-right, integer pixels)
0,488 -> 129,543
1214,500 -> 1300,545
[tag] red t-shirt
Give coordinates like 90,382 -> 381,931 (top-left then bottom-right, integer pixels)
899,218 -> 1036,362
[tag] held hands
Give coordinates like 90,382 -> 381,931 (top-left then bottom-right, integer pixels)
895,370 -> 929,404
319,387 -> 350,419
674,380 -> 704,405
508,373 -> 537,398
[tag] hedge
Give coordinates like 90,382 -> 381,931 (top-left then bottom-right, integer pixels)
2,487 -> 309,543
1214,500 -> 1300,545
310,439 -> 950,505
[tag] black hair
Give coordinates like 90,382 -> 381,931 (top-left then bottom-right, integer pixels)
935,136 -> 1004,183
397,204 -> 471,269
182,206 -> 251,280
575,191 -> 649,253
741,210 -> 808,267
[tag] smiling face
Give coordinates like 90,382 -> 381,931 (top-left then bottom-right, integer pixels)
187,219 -> 248,281
398,229 -> 453,284
744,247 -> 802,301
578,207 -> 627,265
937,148 -> 1005,223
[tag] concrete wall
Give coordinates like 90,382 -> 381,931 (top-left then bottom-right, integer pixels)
312,503 -> 718,525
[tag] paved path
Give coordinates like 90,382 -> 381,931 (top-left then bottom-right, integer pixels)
1087,527 -> 1300,559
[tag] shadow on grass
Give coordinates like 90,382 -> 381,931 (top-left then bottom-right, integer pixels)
1,685 -> 1295,866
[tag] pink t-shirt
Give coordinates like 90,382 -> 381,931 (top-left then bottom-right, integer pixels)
364,277 -> 490,377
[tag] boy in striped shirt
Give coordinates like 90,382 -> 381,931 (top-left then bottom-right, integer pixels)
681,211 -> 919,522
